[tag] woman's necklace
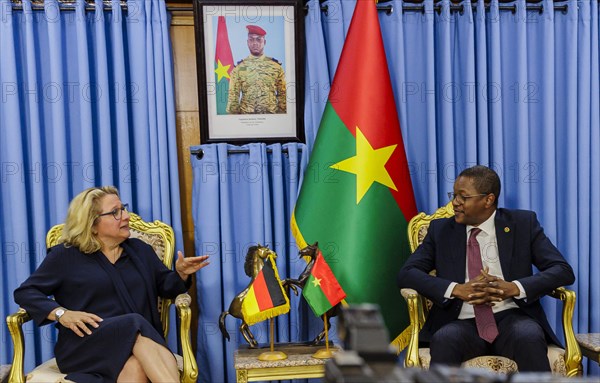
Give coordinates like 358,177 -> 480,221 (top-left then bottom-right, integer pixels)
106,246 -> 122,264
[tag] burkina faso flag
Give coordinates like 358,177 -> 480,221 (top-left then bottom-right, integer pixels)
291,0 -> 418,349
214,16 -> 234,114
303,251 -> 346,317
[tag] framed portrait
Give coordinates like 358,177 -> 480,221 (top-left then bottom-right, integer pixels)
193,0 -> 305,144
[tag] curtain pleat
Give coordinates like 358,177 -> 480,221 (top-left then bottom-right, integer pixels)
0,0 -> 182,370
191,144 -> 309,382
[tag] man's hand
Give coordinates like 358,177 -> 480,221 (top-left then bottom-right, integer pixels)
452,269 -> 520,306
451,270 -> 495,302
471,270 -> 520,303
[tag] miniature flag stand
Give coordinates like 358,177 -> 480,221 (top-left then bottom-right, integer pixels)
312,312 -> 335,359
300,250 -> 347,359
219,245 -> 291,352
258,317 -> 287,361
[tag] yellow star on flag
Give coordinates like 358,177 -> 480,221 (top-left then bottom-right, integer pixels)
214,59 -> 231,82
311,277 -> 322,287
331,127 -> 397,204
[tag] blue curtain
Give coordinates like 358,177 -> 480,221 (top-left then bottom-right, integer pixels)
0,0 -> 183,372
191,143 -> 316,382
193,0 -> 599,378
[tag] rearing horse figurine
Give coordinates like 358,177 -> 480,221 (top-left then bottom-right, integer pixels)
219,245 -> 296,348
284,242 -> 340,345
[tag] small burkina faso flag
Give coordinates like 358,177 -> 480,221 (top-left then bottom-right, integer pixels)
291,0 -> 418,350
303,250 -> 346,317
241,251 -> 290,325
214,16 -> 234,114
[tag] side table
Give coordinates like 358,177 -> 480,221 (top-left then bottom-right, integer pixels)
234,344 -> 338,382
575,333 -> 600,364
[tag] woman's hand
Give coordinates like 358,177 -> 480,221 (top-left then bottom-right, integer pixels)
175,251 -> 210,281
57,310 -> 103,337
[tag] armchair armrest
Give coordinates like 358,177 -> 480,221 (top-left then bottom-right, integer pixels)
6,308 -> 31,383
548,287 -> 582,376
400,288 -> 425,368
175,293 -> 198,383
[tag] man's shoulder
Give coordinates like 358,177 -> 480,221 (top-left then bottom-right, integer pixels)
232,58 -> 246,69
431,216 -> 456,225
428,216 -> 457,232
265,56 -> 282,65
232,56 -> 253,69
258,55 -> 282,66
495,208 -> 536,221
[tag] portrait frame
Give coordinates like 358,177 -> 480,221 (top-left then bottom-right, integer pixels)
193,0 -> 305,144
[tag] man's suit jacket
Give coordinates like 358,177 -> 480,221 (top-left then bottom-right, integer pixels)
397,208 -> 575,345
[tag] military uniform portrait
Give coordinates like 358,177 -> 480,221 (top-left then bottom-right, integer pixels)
226,25 -> 287,115
195,2 -> 303,144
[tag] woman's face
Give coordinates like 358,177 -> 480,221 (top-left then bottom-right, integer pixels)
94,194 -> 130,247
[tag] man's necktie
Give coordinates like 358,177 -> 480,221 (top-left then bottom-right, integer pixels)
468,228 -> 499,343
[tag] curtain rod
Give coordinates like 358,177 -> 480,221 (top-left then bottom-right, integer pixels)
316,1 -> 570,15
190,147 -> 303,160
8,1 -> 569,14
8,1 -> 193,12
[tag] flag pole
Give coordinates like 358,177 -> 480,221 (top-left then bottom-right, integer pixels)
258,318 -> 287,361
270,317 -> 275,353
312,312 -> 336,359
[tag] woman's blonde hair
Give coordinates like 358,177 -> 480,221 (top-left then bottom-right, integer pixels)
60,186 -> 120,254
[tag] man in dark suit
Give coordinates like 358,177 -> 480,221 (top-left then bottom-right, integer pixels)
397,165 -> 575,372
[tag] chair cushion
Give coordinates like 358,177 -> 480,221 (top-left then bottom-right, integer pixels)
548,344 -> 566,375
25,358 -> 71,383
417,346 -> 564,375
25,354 -> 185,382
0,364 -> 11,383
462,356 -> 518,373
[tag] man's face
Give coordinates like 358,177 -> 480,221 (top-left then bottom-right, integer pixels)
247,34 -> 265,56
451,176 -> 495,226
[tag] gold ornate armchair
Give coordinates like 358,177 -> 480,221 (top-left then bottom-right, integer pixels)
6,213 -> 198,383
401,203 -> 582,376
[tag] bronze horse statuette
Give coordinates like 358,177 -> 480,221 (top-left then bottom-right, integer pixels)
218,245 -> 296,348
284,242 -> 340,345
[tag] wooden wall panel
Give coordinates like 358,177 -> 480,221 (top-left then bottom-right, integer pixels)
171,13 -> 200,258
170,10 -> 202,351
172,23 -> 199,112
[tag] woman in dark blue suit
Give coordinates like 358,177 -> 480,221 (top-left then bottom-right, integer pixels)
14,186 -> 210,382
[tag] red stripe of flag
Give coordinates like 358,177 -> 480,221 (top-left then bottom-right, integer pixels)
215,16 -> 234,70
253,271 -> 275,310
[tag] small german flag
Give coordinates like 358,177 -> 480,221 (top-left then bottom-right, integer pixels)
241,253 -> 290,325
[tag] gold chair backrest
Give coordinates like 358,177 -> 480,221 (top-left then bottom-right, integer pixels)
45,212 -> 176,338
407,202 -> 455,252
406,202 -> 454,315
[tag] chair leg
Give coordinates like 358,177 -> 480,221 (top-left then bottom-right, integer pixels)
7,309 -> 31,383
176,294 -> 198,383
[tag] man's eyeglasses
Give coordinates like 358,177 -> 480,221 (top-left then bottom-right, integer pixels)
97,204 -> 129,220
447,192 -> 488,204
